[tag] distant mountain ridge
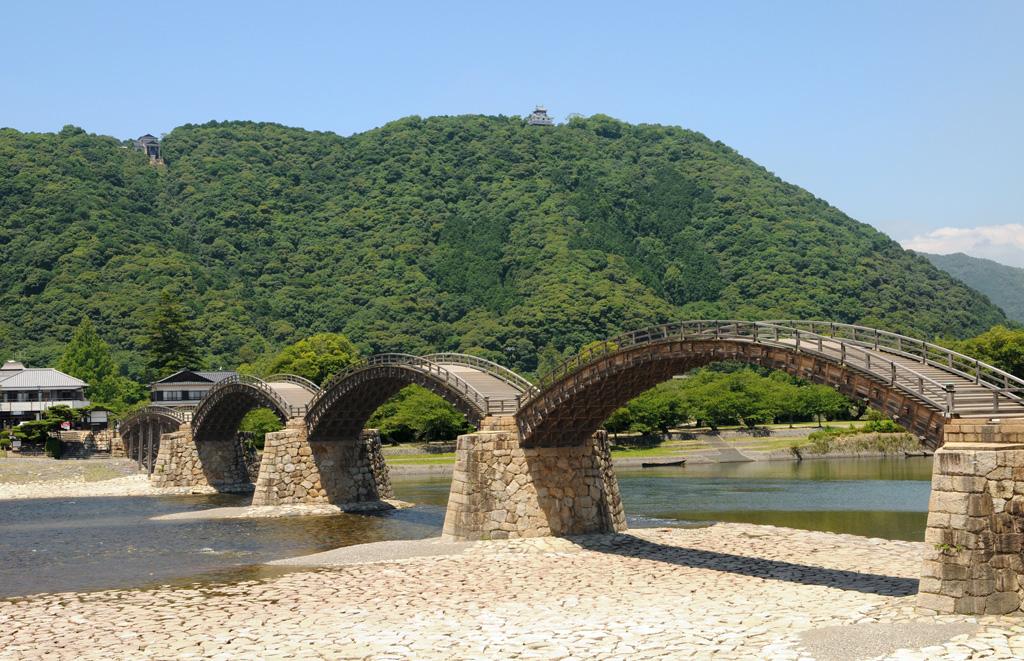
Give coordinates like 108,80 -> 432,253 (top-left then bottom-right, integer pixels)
0,116 -> 1008,378
922,252 -> 1024,323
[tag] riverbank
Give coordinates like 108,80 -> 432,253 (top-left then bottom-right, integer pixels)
152,498 -> 414,520
0,437 -> 930,497
2,523 -> 1021,659
384,429 -> 927,475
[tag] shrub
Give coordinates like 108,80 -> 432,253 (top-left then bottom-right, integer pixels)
44,436 -> 62,459
861,410 -> 905,433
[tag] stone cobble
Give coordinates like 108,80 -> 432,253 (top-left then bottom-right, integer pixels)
2,524 -> 1022,660
0,473 -> 157,500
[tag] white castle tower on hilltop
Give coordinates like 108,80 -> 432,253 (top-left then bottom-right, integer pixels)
527,106 -> 554,126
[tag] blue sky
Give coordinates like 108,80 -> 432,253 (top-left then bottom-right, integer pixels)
3,1 -> 1022,263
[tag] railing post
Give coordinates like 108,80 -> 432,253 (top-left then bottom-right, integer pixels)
874,330 -> 880,350
946,384 -> 956,415
994,391 -> 1000,414
795,330 -> 800,351
891,363 -> 897,386
753,324 -> 759,343
840,343 -> 846,365
975,360 -> 981,385
817,336 -> 823,353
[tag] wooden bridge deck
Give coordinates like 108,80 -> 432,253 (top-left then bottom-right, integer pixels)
780,337 -> 1024,419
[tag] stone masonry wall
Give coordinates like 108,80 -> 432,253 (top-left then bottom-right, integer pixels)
943,419 -> 1024,445
919,419 -> 1024,615
251,420 -> 392,506
93,430 -> 114,453
109,432 -> 125,458
150,427 -> 252,492
443,422 -> 627,541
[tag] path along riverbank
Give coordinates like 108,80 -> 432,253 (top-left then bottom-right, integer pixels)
1,523 -> 1021,660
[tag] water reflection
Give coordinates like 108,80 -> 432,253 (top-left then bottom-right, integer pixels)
617,457 -> 932,541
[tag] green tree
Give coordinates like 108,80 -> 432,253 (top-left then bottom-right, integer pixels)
622,382 -> 689,435
264,333 -> 362,386
369,385 -> 472,442
798,385 -> 850,427
535,343 -> 564,380
238,408 -> 285,449
58,317 -> 144,412
144,292 -> 202,379
948,325 -> 1024,379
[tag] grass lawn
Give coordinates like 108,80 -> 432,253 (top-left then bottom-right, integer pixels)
732,437 -> 812,452
385,452 -> 455,466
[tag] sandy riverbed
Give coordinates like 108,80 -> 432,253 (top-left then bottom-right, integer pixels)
1,524 -> 1019,660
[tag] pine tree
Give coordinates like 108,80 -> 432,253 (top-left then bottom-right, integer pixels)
58,317 -> 144,411
58,318 -> 117,404
144,292 -> 203,379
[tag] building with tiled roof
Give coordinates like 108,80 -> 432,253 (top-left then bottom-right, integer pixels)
0,360 -> 90,426
149,368 -> 238,407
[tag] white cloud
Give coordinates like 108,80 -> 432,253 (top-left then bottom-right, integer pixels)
902,224 -> 1024,268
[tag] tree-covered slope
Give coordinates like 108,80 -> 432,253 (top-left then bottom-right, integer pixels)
0,116 -> 1007,378
922,252 -> 1024,323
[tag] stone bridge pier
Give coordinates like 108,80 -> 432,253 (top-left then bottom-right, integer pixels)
251,420 -> 392,506
442,417 -> 626,540
150,427 -> 254,493
919,419 -> 1024,615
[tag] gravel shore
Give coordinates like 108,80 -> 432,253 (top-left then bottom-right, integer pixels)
2,524 -> 1021,660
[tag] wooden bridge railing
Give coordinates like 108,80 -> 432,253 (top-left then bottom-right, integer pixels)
527,320 -> 1024,418
314,353 -> 515,417
772,320 -> 1024,400
421,352 -> 534,393
265,373 -> 322,395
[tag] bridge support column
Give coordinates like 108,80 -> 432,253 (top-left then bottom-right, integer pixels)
442,419 -> 626,540
252,420 -> 392,506
150,427 -> 252,492
919,419 -> 1024,615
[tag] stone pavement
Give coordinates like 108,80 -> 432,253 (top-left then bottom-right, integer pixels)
2,524 -> 1023,660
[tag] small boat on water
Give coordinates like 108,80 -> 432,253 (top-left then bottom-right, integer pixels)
640,459 -> 687,468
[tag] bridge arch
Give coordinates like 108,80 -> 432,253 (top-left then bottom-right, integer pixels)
516,320 -> 1024,449
305,354 -> 529,441
190,374 -> 318,442
119,406 -> 189,472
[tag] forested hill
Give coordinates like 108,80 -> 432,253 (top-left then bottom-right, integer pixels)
922,252 -> 1024,323
0,117 -> 1007,379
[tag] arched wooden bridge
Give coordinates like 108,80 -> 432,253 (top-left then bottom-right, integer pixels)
119,406 -> 193,472
127,321 -> 1024,470
305,353 -> 529,441
123,354 -> 531,470
516,320 -> 1024,449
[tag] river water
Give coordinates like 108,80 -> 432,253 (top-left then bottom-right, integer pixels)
0,457 -> 932,598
